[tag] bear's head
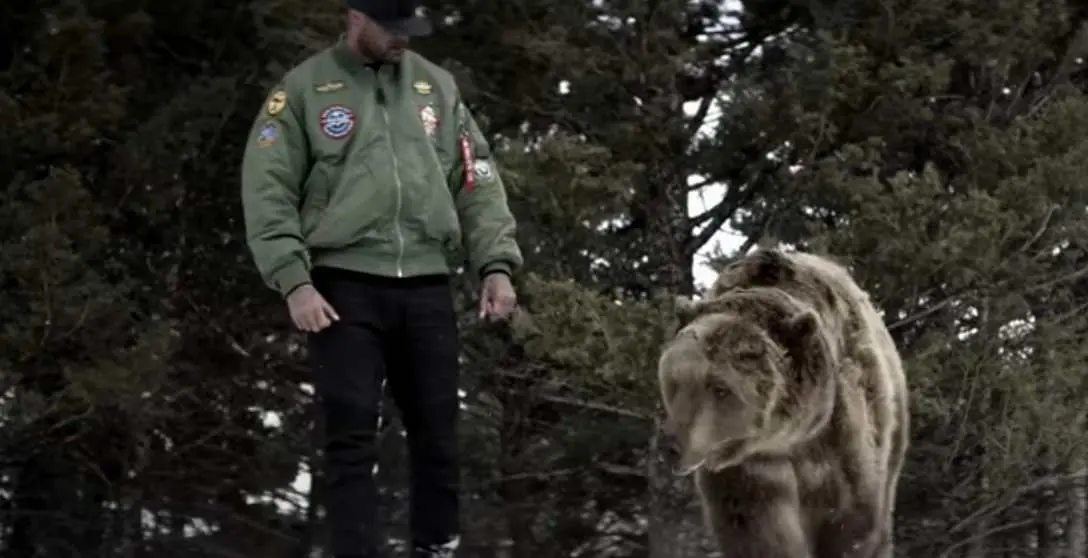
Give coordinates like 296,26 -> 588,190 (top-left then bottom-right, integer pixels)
658,292 -> 826,474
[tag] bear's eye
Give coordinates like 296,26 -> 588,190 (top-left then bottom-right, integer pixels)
732,338 -> 765,360
710,385 -> 731,399
733,348 -> 763,361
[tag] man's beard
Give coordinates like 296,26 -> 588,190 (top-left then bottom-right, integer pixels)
356,36 -> 406,62
383,46 -> 405,62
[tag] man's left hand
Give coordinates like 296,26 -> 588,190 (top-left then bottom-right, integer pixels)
479,272 -> 517,321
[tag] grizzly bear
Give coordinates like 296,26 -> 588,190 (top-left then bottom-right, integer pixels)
658,249 -> 909,558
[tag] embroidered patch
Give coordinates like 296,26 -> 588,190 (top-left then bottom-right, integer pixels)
314,80 -> 345,93
256,121 -> 278,147
459,133 -> 474,191
413,80 -> 432,94
455,102 -> 468,127
266,90 -> 286,116
319,105 -> 355,139
419,105 -> 438,137
473,159 -> 494,181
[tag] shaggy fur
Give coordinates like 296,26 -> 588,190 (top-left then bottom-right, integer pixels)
658,249 -> 909,558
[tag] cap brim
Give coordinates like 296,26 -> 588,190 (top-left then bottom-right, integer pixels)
378,16 -> 433,37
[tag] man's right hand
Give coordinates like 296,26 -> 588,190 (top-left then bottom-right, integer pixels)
286,284 -> 340,332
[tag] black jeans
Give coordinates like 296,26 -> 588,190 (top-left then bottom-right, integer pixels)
308,267 -> 461,558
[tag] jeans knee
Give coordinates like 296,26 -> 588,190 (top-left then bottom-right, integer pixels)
322,396 -> 381,463
406,434 -> 457,469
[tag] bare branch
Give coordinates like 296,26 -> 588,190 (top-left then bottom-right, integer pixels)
887,297 -> 957,332
937,519 -> 1036,558
538,393 -> 653,421
687,177 -> 761,254
598,461 -> 647,478
946,468 -> 1088,537
685,93 -> 715,139
1015,204 -> 1058,255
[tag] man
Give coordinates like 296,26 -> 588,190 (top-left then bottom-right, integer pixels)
239,0 -> 523,556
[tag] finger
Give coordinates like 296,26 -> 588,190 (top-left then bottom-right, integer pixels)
478,291 -> 488,319
298,311 -> 315,332
322,301 -> 340,322
305,305 -> 326,331
318,294 -> 339,321
313,308 -> 331,331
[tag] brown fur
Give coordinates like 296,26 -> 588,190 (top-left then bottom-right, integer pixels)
657,249 -> 909,558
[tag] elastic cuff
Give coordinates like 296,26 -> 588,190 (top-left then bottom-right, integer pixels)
479,260 -> 512,279
272,261 -> 311,298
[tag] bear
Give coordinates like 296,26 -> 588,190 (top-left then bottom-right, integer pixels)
658,249 -> 910,558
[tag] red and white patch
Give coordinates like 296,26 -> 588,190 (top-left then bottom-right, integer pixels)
459,133 -> 474,191
419,105 -> 439,138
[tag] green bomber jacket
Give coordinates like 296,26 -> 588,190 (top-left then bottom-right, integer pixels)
241,39 -> 524,296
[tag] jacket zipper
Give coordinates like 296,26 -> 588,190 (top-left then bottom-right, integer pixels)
381,98 -> 406,277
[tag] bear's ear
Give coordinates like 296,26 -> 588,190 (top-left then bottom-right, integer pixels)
748,249 -> 792,286
777,310 -> 821,364
674,296 -> 700,329
785,310 -> 820,340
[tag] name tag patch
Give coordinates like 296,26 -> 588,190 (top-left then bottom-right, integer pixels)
314,80 -> 345,93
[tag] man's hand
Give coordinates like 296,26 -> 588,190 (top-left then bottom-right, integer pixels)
287,284 -> 340,332
479,272 -> 517,322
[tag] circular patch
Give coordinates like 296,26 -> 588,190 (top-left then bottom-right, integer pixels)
319,105 -> 355,139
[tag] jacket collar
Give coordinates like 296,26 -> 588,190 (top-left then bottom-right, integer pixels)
331,34 -> 413,76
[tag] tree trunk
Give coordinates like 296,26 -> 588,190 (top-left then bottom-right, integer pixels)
645,165 -> 717,558
294,402 -> 323,558
647,419 -> 720,558
1036,486 -> 1053,558
498,368 -> 537,558
1067,456 -> 1086,557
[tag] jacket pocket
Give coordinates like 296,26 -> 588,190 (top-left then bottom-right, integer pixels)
307,138 -> 392,249
425,181 -> 463,260
300,163 -> 332,239
403,132 -> 462,251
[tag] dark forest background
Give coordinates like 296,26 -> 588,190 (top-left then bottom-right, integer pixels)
3,0 -> 1088,556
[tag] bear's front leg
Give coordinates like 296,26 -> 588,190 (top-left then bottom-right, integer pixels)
696,460 -> 814,558
814,499 -> 891,558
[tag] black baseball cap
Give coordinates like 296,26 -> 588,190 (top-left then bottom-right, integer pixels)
346,0 -> 433,37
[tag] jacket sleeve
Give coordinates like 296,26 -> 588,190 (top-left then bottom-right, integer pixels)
449,98 -> 524,279
240,81 -> 313,297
